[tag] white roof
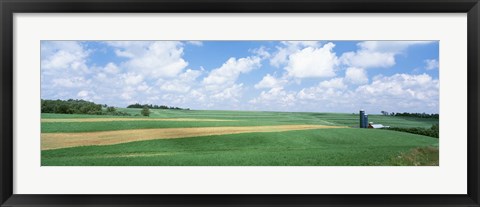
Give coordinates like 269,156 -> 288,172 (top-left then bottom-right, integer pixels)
370,124 -> 384,128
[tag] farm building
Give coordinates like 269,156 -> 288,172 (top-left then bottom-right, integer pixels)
359,109 -> 368,128
368,122 -> 390,129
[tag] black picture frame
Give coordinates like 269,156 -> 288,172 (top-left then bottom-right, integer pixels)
1,0 -> 479,206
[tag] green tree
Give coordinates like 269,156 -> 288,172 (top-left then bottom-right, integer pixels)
106,106 -> 116,113
141,106 -> 150,117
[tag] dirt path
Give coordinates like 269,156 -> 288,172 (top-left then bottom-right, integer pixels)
41,118 -> 234,123
41,125 -> 346,150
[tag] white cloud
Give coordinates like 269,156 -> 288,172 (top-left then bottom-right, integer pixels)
341,51 -> 395,68
297,78 -> 348,101
121,92 -> 133,100
211,84 -> 244,102
188,41 -> 203,46
341,41 -> 434,69
203,56 -> 261,91
160,69 -> 202,93
108,41 -> 188,78
249,87 -> 296,107
270,41 -> 320,67
356,73 -> 439,108
250,46 -> 270,59
279,41 -> 320,48
41,41 -> 89,73
77,90 -> 89,98
41,41 -> 97,101
424,59 -> 439,70
318,78 -> 346,89
254,74 -> 287,89
349,73 -> 439,113
52,77 -> 91,88
284,42 -> 338,78
201,56 -> 256,106
136,82 -> 151,92
103,62 -> 120,74
190,89 -> 207,102
292,73 -> 439,113
358,41 -> 433,54
122,73 -> 143,85
270,47 -> 289,67
120,86 -> 136,100
40,41 -> 438,113
106,41 -> 150,58
345,67 -> 368,84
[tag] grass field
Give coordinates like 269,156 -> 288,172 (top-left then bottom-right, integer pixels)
41,109 -> 439,166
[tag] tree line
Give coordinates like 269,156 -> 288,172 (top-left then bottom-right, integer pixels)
41,99 -> 130,116
127,103 -> 189,110
380,111 -> 439,119
384,124 -> 439,138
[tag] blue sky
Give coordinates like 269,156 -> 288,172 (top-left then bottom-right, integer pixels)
41,40 -> 439,114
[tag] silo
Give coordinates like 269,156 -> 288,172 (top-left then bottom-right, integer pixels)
363,114 -> 369,128
359,110 -> 365,128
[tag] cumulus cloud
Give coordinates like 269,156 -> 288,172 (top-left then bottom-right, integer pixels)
358,41 -> 433,54
249,87 -> 296,108
41,41 -> 94,101
108,41 -> 188,78
40,40 -> 438,113
203,56 -> 261,91
103,62 -> 120,74
41,41 -> 90,73
159,69 -> 202,93
297,78 -> 348,100
354,73 -> 439,111
424,59 -> 439,70
357,73 -> 438,99
122,73 -> 143,85
77,90 -> 89,98
284,42 -> 339,78
52,77 -> 91,88
341,41 -> 434,69
270,41 -> 320,67
195,56 -> 262,108
292,73 -> 438,113
345,67 -> 368,84
341,51 -> 395,69
211,84 -> 244,102
250,46 -> 271,59
254,74 -> 287,89
188,41 -> 203,46
76,90 -> 99,101
318,78 -> 347,89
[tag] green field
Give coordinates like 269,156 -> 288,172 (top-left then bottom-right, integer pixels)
41,109 -> 439,166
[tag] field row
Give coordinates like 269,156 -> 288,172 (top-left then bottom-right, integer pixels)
41,110 -> 438,133
42,127 -> 439,166
42,124 -> 345,150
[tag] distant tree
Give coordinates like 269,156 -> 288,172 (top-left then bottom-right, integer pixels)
127,103 -> 187,110
384,124 -> 439,138
141,106 -> 150,117
106,107 -> 116,113
391,112 -> 439,119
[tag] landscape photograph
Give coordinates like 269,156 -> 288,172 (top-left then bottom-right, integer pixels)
41,40 -> 439,166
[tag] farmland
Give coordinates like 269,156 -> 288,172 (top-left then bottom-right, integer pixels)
41,109 -> 439,166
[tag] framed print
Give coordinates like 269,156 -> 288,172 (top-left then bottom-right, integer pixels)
1,0 -> 479,206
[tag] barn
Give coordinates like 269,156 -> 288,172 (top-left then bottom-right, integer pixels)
368,122 -> 390,129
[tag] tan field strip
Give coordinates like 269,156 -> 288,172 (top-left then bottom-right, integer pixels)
41,118 -> 234,123
41,125 -> 346,150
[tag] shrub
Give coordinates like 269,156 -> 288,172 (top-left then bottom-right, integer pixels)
141,106 -> 150,117
384,124 -> 439,138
